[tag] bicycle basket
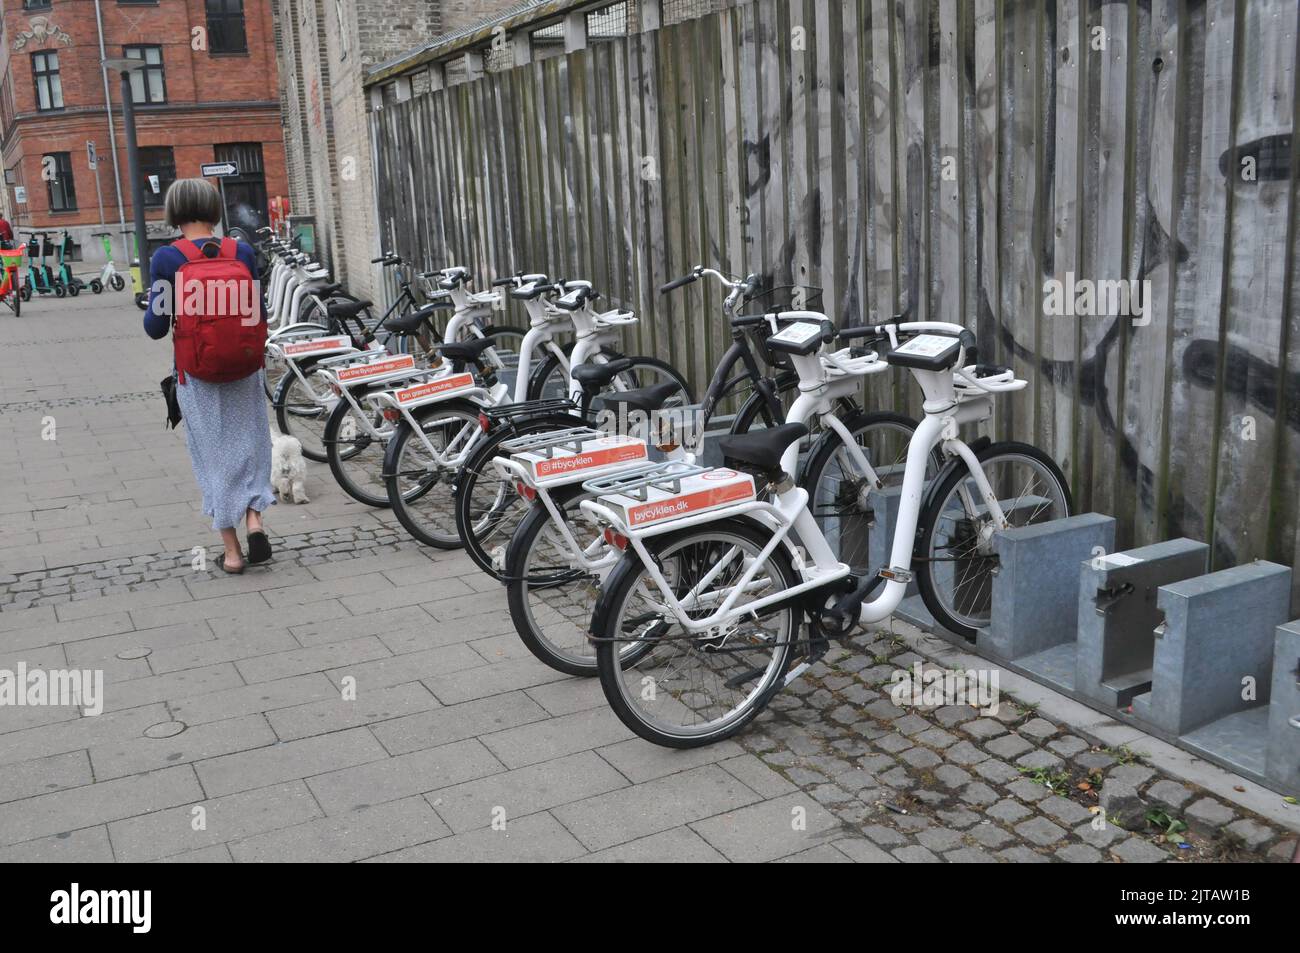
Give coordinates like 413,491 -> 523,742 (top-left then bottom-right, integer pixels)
739,283 -> 825,371
0,246 -> 25,270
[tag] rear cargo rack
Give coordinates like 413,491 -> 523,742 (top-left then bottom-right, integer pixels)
484,397 -> 576,421
499,426 -> 606,456
582,460 -> 711,501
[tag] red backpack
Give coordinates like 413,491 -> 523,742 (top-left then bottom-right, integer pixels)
171,238 -> 265,383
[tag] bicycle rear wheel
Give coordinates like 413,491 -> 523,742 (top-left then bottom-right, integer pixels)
594,517 -> 800,748
915,441 -> 1072,640
324,396 -> 392,508
505,487 -> 630,675
452,412 -> 590,579
384,399 -> 485,549
273,364 -> 335,462
264,323 -> 328,401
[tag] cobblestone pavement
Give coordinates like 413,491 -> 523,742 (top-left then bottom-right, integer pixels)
0,297 -> 1296,862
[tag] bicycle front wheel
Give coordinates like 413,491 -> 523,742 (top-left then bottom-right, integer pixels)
915,441 -> 1072,640
801,411 -> 935,576
594,517 -> 800,748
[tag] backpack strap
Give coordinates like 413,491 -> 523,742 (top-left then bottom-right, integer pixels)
172,238 -> 205,262
173,237 -> 236,261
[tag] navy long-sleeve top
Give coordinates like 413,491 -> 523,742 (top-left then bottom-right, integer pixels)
144,237 -> 263,339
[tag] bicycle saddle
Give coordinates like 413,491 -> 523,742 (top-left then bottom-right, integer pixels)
382,302 -> 442,334
599,380 -> 682,415
717,422 -> 809,474
327,299 -> 373,319
437,337 -> 496,363
570,358 -> 634,392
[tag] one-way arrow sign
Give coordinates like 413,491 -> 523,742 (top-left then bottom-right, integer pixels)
201,162 -> 238,177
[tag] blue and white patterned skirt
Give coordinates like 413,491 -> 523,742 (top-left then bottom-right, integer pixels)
176,369 -> 277,530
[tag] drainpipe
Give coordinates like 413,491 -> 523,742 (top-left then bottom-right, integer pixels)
93,0 -> 127,250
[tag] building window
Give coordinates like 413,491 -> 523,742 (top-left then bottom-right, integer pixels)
335,0 -> 349,58
32,52 -> 63,111
124,45 -> 166,104
45,153 -> 77,212
206,0 -> 248,55
23,1 -> 53,12
138,147 -> 176,208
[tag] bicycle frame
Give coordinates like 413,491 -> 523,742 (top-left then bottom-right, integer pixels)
495,275 -> 816,584
581,318 -> 1029,634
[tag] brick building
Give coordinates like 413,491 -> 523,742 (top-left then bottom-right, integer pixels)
272,0 -> 518,301
0,0 -> 288,267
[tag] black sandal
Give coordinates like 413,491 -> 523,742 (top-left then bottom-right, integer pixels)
216,553 -> 245,575
247,531 -> 272,565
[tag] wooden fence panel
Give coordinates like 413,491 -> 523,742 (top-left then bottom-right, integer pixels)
368,0 -> 1300,591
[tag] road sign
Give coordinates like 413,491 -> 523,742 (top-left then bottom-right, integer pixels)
201,162 -> 238,177
86,140 -> 97,170
14,186 -> 26,204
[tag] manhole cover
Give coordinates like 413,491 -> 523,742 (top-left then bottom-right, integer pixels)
116,647 -> 152,660
143,721 -> 186,739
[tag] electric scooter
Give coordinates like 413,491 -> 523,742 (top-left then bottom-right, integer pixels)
87,232 -> 127,294
53,230 -> 84,296
21,232 -> 61,298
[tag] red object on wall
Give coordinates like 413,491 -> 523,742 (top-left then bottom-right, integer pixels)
269,196 -> 290,237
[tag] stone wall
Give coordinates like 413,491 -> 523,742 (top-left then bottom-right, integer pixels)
272,0 -> 520,300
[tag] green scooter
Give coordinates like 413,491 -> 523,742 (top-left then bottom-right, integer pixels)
87,232 -> 128,294
20,231 -> 62,299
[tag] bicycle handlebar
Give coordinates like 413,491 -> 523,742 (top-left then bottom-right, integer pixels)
660,271 -> 699,294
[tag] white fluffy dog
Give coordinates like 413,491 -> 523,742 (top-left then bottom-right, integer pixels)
271,433 -> 310,503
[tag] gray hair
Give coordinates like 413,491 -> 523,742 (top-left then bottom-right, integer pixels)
164,178 -> 223,228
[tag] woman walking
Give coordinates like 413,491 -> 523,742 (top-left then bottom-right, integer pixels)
145,178 -> 275,574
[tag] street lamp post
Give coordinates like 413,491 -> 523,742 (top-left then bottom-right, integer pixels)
101,58 -> 149,294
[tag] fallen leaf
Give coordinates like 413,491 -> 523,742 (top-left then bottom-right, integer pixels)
1077,781 -> 1092,791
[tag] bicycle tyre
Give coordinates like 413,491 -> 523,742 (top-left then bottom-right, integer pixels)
452,411 -> 591,579
504,485 -> 651,676
323,395 -> 392,508
273,360 -> 334,462
594,516 -> 800,748
798,410 -> 934,577
384,398 -> 487,549
914,440 -> 1072,640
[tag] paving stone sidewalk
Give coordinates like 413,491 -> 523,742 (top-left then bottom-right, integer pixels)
1,299 -> 1296,863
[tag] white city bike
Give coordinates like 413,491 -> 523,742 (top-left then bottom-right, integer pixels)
582,316 -> 1072,747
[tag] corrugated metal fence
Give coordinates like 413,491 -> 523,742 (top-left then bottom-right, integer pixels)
368,0 -> 1299,595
